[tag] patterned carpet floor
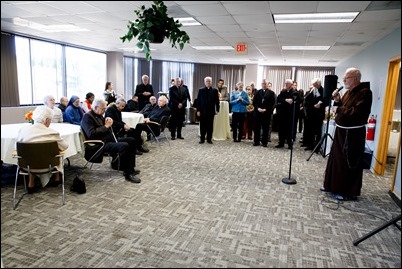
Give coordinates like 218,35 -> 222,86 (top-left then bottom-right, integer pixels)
1,124 -> 401,268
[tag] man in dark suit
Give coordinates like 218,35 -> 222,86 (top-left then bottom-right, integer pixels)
105,98 -> 149,155
139,96 -> 157,118
303,78 -> 326,151
195,76 -> 220,144
135,74 -> 154,111
169,77 -> 187,139
135,95 -> 171,138
81,99 -> 141,183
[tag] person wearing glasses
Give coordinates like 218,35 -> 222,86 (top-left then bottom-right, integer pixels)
81,99 -> 141,183
321,67 -> 372,201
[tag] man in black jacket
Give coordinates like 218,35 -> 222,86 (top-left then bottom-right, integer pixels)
81,99 -> 141,183
105,98 -> 149,155
135,74 -> 154,110
195,76 -> 220,144
135,95 -> 171,138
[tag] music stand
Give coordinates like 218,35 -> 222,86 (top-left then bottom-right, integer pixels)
306,74 -> 339,161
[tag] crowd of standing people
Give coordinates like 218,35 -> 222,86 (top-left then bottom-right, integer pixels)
17,67 -> 371,202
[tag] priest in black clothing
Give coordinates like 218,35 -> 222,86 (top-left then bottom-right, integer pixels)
81,99 -> 141,183
135,74 -> 154,110
135,95 -> 171,138
105,98 -> 149,155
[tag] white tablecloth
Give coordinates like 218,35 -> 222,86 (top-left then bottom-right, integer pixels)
121,112 -> 144,128
1,123 -> 82,165
213,101 -> 231,140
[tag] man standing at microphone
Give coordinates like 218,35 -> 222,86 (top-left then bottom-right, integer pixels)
321,67 -> 372,201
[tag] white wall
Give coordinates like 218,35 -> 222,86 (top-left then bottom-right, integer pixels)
335,27 -> 401,198
245,64 -> 258,86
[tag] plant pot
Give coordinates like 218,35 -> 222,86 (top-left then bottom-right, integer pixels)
150,27 -> 166,43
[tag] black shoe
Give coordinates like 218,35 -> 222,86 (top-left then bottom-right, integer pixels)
262,144 -> 268,147
253,143 -> 260,146
177,136 -> 184,139
199,141 -> 205,144
304,147 -> 314,151
47,179 -> 60,187
132,169 -> 140,175
207,140 -> 213,144
171,137 -> 176,140
139,146 -> 149,153
275,144 -> 284,148
233,139 -> 239,142
111,162 -> 119,170
124,173 -> 141,183
136,151 -> 143,155
267,139 -> 271,142
27,186 -> 37,194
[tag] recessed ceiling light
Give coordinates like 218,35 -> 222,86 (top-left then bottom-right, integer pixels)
273,12 -> 359,23
13,17 -> 88,32
119,47 -> 156,53
174,17 -> 202,26
282,46 -> 330,50
192,46 -> 234,50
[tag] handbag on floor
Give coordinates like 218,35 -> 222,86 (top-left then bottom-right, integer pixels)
70,176 -> 86,194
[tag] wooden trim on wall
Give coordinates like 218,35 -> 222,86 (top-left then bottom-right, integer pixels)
374,56 -> 400,175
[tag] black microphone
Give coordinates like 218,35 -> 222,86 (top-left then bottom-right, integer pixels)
338,86 -> 344,92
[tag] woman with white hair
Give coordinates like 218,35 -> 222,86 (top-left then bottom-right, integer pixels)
16,106 -> 69,193
43,95 -> 63,123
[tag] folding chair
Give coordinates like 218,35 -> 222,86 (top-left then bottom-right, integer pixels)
147,115 -> 171,146
13,141 -> 65,210
80,129 -> 120,171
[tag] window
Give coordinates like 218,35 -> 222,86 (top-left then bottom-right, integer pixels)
65,47 -> 106,101
15,36 -> 106,105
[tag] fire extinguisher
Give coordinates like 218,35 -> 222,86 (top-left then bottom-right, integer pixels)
366,115 -> 376,141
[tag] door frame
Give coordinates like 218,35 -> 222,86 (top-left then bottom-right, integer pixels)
374,56 -> 400,175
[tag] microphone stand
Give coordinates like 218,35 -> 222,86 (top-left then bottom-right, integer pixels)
282,95 -> 297,185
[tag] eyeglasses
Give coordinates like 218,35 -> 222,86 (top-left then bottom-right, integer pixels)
343,76 -> 355,80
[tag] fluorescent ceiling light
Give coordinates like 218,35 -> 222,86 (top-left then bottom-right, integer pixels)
119,47 -> 156,52
192,46 -> 234,50
274,12 -> 359,23
174,17 -> 202,26
13,17 -> 88,32
282,46 -> 330,50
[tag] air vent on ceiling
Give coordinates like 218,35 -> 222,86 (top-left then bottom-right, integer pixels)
318,59 -> 338,63
366,1 -> 401,10
334,42 -> 365,46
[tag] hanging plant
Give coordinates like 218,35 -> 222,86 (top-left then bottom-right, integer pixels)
121,1 -> 190,61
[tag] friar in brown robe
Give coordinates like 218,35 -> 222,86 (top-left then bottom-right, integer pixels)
323,67 -> 372,199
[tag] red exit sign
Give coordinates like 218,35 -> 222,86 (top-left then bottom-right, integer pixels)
235,43 -> 247,54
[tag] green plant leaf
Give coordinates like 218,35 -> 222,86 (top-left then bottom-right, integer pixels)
120,0 -> 191,61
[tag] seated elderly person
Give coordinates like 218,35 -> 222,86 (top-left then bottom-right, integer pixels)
81,99 -> 141,183
139,96 -> 157,117
105,98 -> 149,155
65,95 -> 84,125
136,95 -> 171,138
16,106 -> 69,194
44,95 -> 63,123
58,96 -> 69,122
124,95 -> 140,112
